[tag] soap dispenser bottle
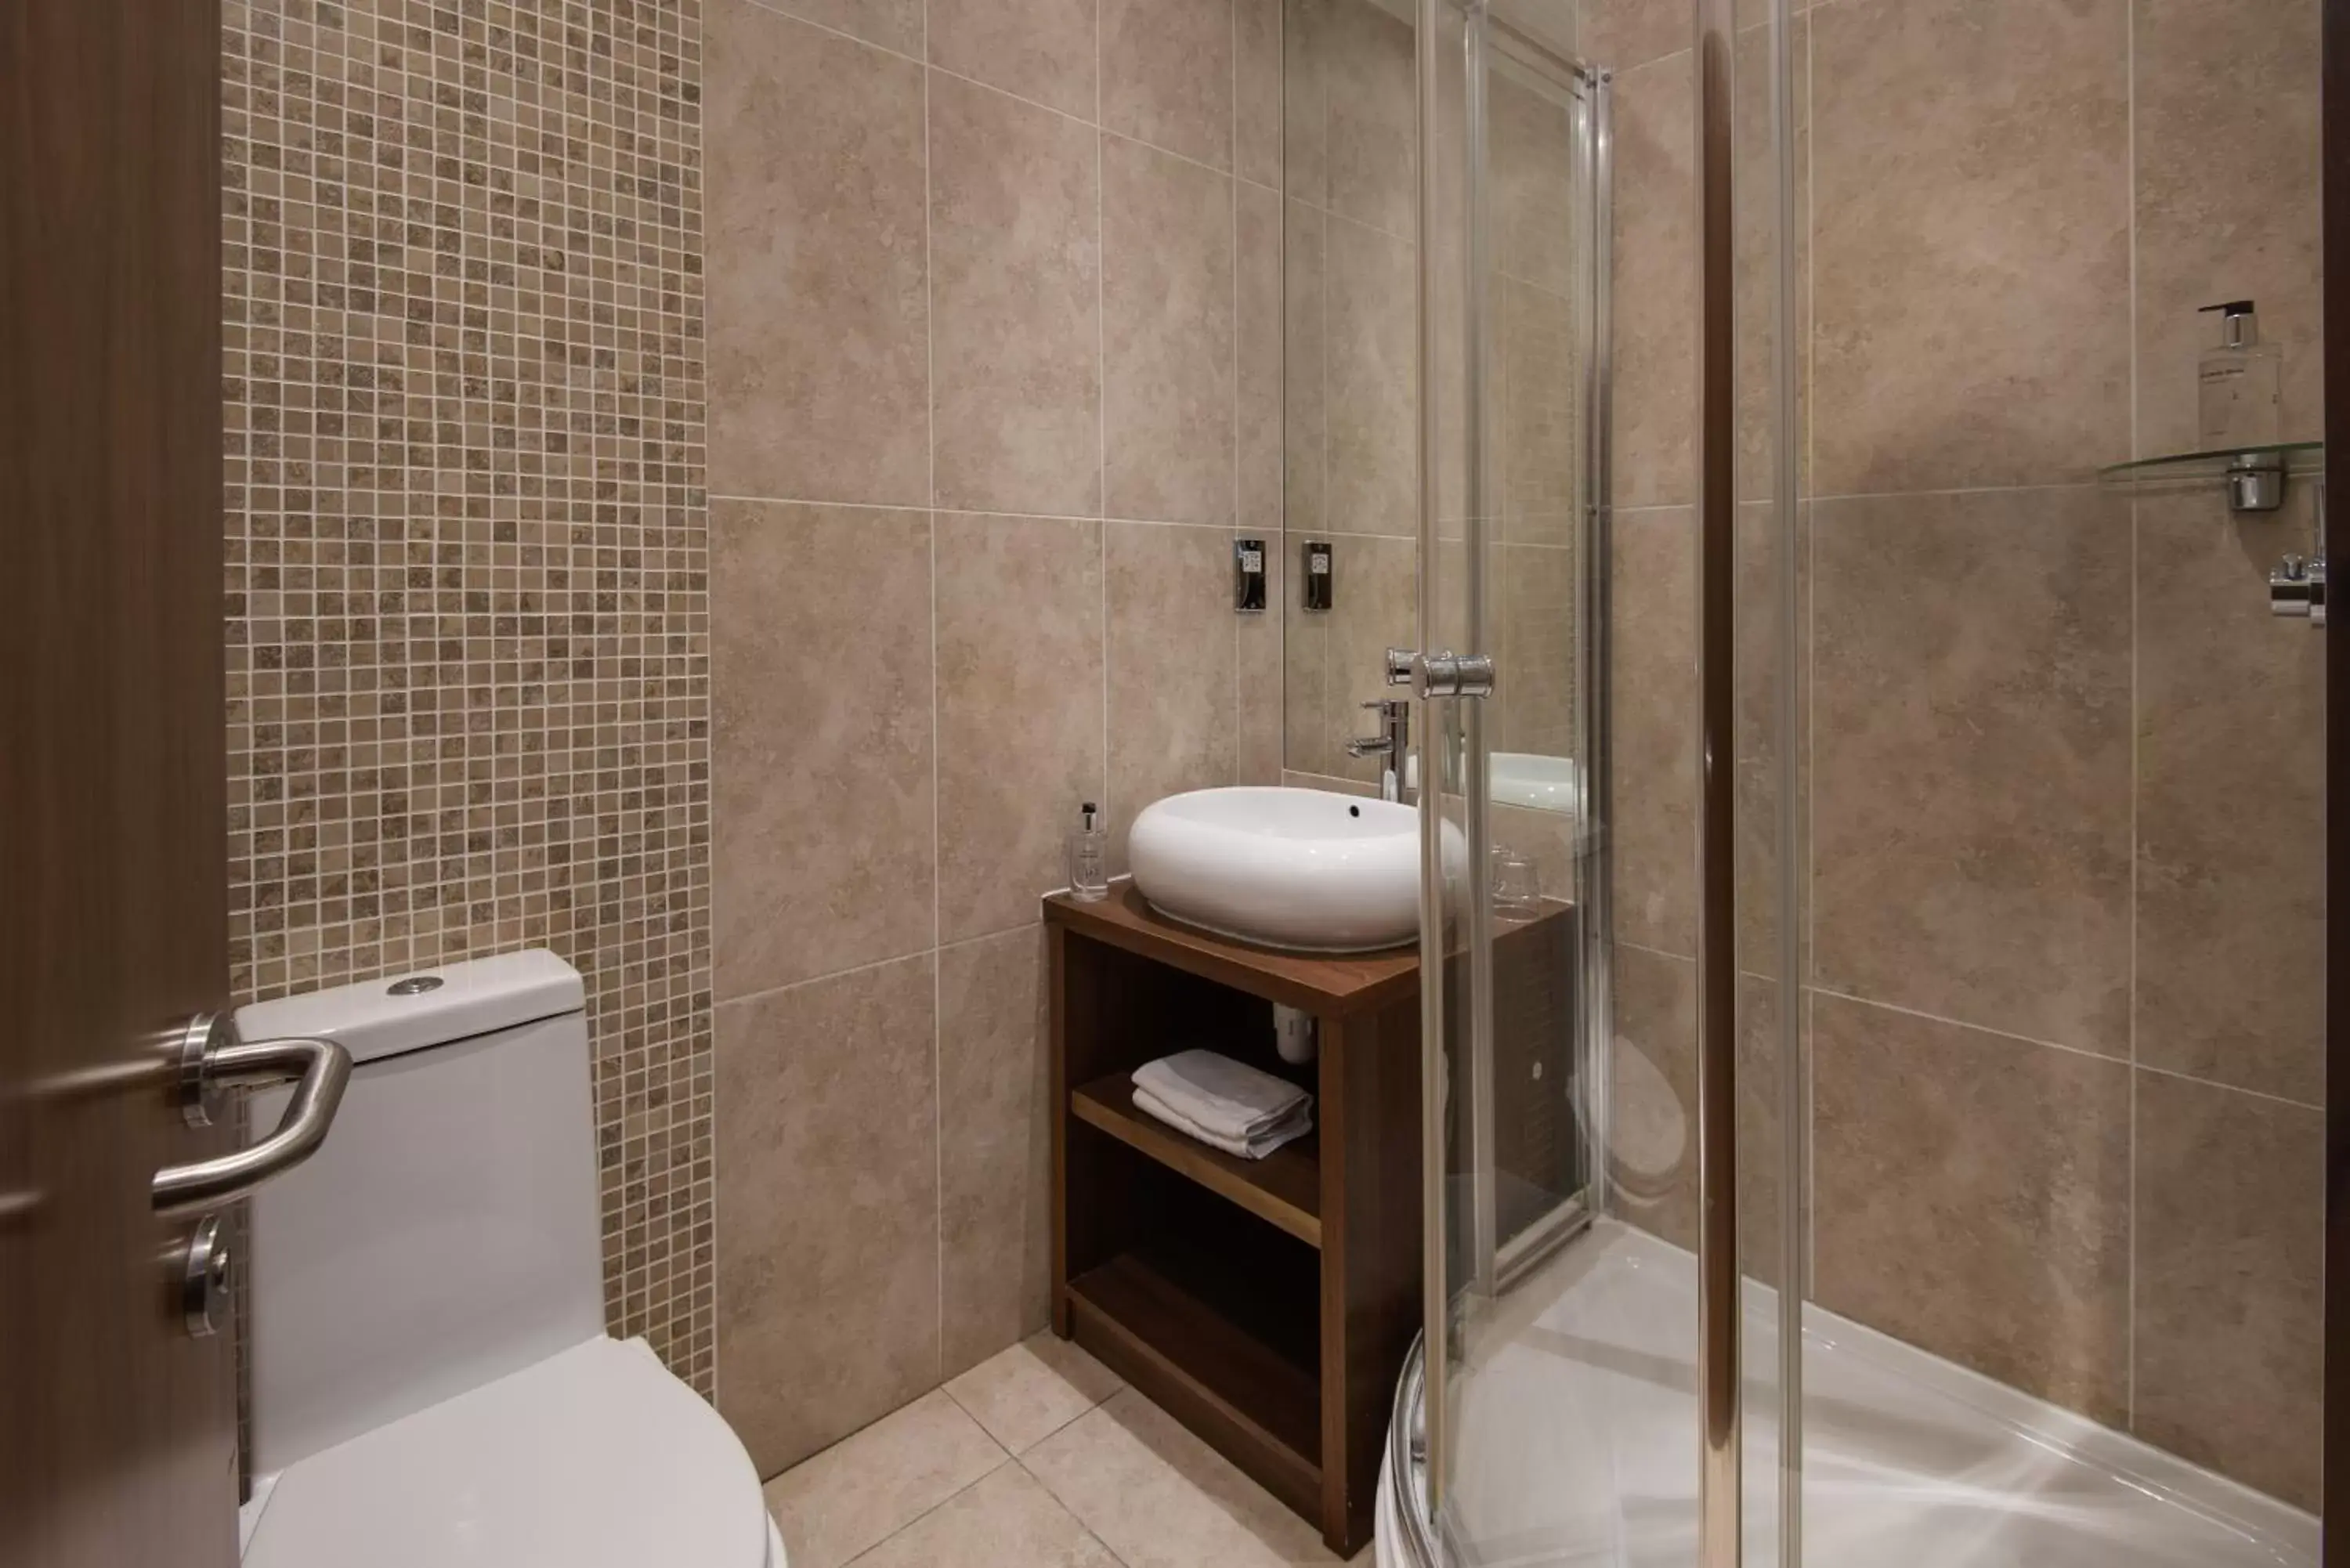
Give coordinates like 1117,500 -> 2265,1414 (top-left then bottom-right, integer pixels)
1066,801 -> 1108,902
2197,300 -> 2283,449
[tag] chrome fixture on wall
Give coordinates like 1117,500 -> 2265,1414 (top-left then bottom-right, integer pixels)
2229,451 -> 2290,511
1348,699 -> 1412,801
2271,475 -> 2330,627
2272,554 -> 2329,623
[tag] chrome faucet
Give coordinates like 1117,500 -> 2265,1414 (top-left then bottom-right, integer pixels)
1347,699 -> 1411,802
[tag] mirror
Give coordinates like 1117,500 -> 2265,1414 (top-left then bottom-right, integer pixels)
1278,0 -> 1598,864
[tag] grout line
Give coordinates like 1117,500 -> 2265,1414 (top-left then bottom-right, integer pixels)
1611,479 -> 2113,518
710,493 -> 1256,532
1802,0 -> 1820,1305
730,0 -> 1246,188
936,918 -> 1050,954
938,1365 -> 1122,1459
920,5 -> 948,1393
1100,120 -> 1245,185
2132,1059 -> 2327,1114
1302,193 -> 1418,250
2122,0 -> 2142,1433
714,947 -> 943,1013
1010,1451 -> 1133,1568
1611,947 -> 2323,1112
833,1457 -> 1018,1568
1273,0 -> 1289,788
1807,985 -> 2331,1114
1805,983 -> 2133,1065
1317,159 -> 1332,770
1097,0 -> 1112,848
1231,0 -> 1243,785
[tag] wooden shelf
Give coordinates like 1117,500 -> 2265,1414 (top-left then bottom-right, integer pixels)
1044,882 -> 1419,1018
1051,890 -> 1581,1556
1065,1246 -> 1322,1523
1071,1073 -> 1321,1248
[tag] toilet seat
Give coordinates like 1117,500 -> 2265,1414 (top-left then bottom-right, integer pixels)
243,1336 -> 776,1568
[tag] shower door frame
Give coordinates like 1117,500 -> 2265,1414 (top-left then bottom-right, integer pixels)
1395,0 -> 1809,1563
1397,0 -> 1618,1552
1480,16 -> 1616,1299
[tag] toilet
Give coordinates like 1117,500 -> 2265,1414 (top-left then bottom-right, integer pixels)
235,950 -> 784,1567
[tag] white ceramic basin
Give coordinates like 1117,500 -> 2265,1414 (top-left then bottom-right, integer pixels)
1127,786 -> 1459,953
1490,751 -> 1584,816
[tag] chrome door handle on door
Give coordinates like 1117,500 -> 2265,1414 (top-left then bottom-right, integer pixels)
1385,645 -> 1498,700
153,1021 -> 351,1216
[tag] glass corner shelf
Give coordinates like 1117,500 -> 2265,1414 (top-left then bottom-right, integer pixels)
2099,440 -> 2325,483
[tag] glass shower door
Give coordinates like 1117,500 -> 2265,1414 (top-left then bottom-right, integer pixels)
1405,2 -> 1661,1561
1398,2 -> 1806,1563
1386,0 -> 2329,1562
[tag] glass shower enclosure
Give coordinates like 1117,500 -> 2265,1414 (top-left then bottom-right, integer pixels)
1296,1 -> 2334,1565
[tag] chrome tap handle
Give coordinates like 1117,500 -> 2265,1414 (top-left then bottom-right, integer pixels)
1347,699 -> 1411,755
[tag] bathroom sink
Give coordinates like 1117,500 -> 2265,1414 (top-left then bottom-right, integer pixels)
1126,786 -> 1460,953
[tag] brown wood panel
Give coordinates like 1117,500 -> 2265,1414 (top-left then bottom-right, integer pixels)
2325,0 -> 2348,1551
1317,996 -> 1426,1556
1046,891 -> 1577,1555
1055,927 -> 1272,1323
1491,905 -> 1582,1244
1066,1248 -> 1323,1519
1072,1074 -> 1321,1246
1045,884 -> 1421,1017
0,3 -> 233,1566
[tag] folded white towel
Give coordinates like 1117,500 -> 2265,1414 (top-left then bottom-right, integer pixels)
1132,1049 -> 1311,1140
1133,1084 -> 1314,1161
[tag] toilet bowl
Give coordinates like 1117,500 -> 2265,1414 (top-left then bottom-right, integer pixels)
233,952 -> 784,1567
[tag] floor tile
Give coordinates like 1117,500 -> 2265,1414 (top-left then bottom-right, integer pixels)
848,1464 -> 1121,1568
945,1332 -> 1126,1455
1022,1389 -> 1351,1567
763,1391 -> 1010,1568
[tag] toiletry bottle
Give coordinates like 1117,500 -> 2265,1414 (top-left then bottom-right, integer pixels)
1067,801 -> 1108,902
2197,300 -> 2283,449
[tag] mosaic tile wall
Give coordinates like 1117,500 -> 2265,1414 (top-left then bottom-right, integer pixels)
220,0 -> 714,1390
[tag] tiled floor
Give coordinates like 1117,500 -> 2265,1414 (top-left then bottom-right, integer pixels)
763,1333 -> 1370,1568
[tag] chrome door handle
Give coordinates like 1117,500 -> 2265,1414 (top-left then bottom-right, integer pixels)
1423,652 -> 1495,699
1386,646 -> 1497,700
153,1030 -> 350,1216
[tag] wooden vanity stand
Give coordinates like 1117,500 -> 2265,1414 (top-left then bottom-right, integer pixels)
1046,883 -> 1430,1556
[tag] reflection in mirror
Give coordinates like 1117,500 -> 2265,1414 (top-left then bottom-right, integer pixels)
1280,0 -> 1595,854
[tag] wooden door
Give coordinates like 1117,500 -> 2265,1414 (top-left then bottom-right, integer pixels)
0,4 -> 235,1566
2330,1 -> 2349,1557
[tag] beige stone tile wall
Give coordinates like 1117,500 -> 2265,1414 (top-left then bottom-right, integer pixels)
703,0 -> 1285,1476
222,0 -> 714,1391
1603,0 -> 2326,1508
